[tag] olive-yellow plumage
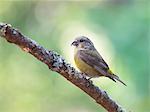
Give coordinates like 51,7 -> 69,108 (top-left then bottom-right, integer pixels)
71,36 -> 126,86
74,48 -> 100,77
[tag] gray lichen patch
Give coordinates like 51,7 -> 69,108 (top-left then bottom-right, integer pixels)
76,72 -> 84,79
50,51 -> 65,72
0,23 -> 9,37
12,29 -> 18,35
73,70 -> 84,79
52,57 -> 63,68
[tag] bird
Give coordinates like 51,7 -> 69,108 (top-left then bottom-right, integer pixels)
71,36 -> 126,86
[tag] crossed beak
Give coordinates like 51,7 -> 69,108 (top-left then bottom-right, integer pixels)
71,41 -> 78,46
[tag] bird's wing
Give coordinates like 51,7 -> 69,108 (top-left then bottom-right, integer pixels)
78,50 -> 109,76
79,50 -> 127,86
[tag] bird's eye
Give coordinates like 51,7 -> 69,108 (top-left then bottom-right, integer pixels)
80,39 -> 84,42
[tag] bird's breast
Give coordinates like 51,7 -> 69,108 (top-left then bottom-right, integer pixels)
74,51 -> 100,78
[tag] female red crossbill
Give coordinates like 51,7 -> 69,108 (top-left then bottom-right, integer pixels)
71,36 -> 126,86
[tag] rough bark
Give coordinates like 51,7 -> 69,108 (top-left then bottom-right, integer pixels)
0,23 -> 125,112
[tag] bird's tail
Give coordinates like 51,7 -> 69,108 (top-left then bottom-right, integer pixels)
109,74 -> 127,86
107,70 -> 127,86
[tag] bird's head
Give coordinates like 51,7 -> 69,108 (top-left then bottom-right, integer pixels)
71,36 -> 95,50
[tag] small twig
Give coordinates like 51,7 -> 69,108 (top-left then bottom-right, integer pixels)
0,23 -> 125,112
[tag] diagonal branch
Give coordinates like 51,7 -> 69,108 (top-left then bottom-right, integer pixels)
0,23 -> 125,112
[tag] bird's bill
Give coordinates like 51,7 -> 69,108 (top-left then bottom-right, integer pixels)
71,41 -> 78,46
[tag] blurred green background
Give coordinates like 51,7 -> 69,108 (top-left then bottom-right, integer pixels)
0,0 -> 149,112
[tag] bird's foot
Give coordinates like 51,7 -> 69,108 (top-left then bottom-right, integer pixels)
87,77 -> 92,80
87,77 -> 93,84
81,73 -> 93,83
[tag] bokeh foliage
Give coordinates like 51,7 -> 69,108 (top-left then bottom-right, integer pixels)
0,0 -> 149,112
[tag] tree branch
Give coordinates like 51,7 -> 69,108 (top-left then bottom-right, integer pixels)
0,23 -> 125,112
